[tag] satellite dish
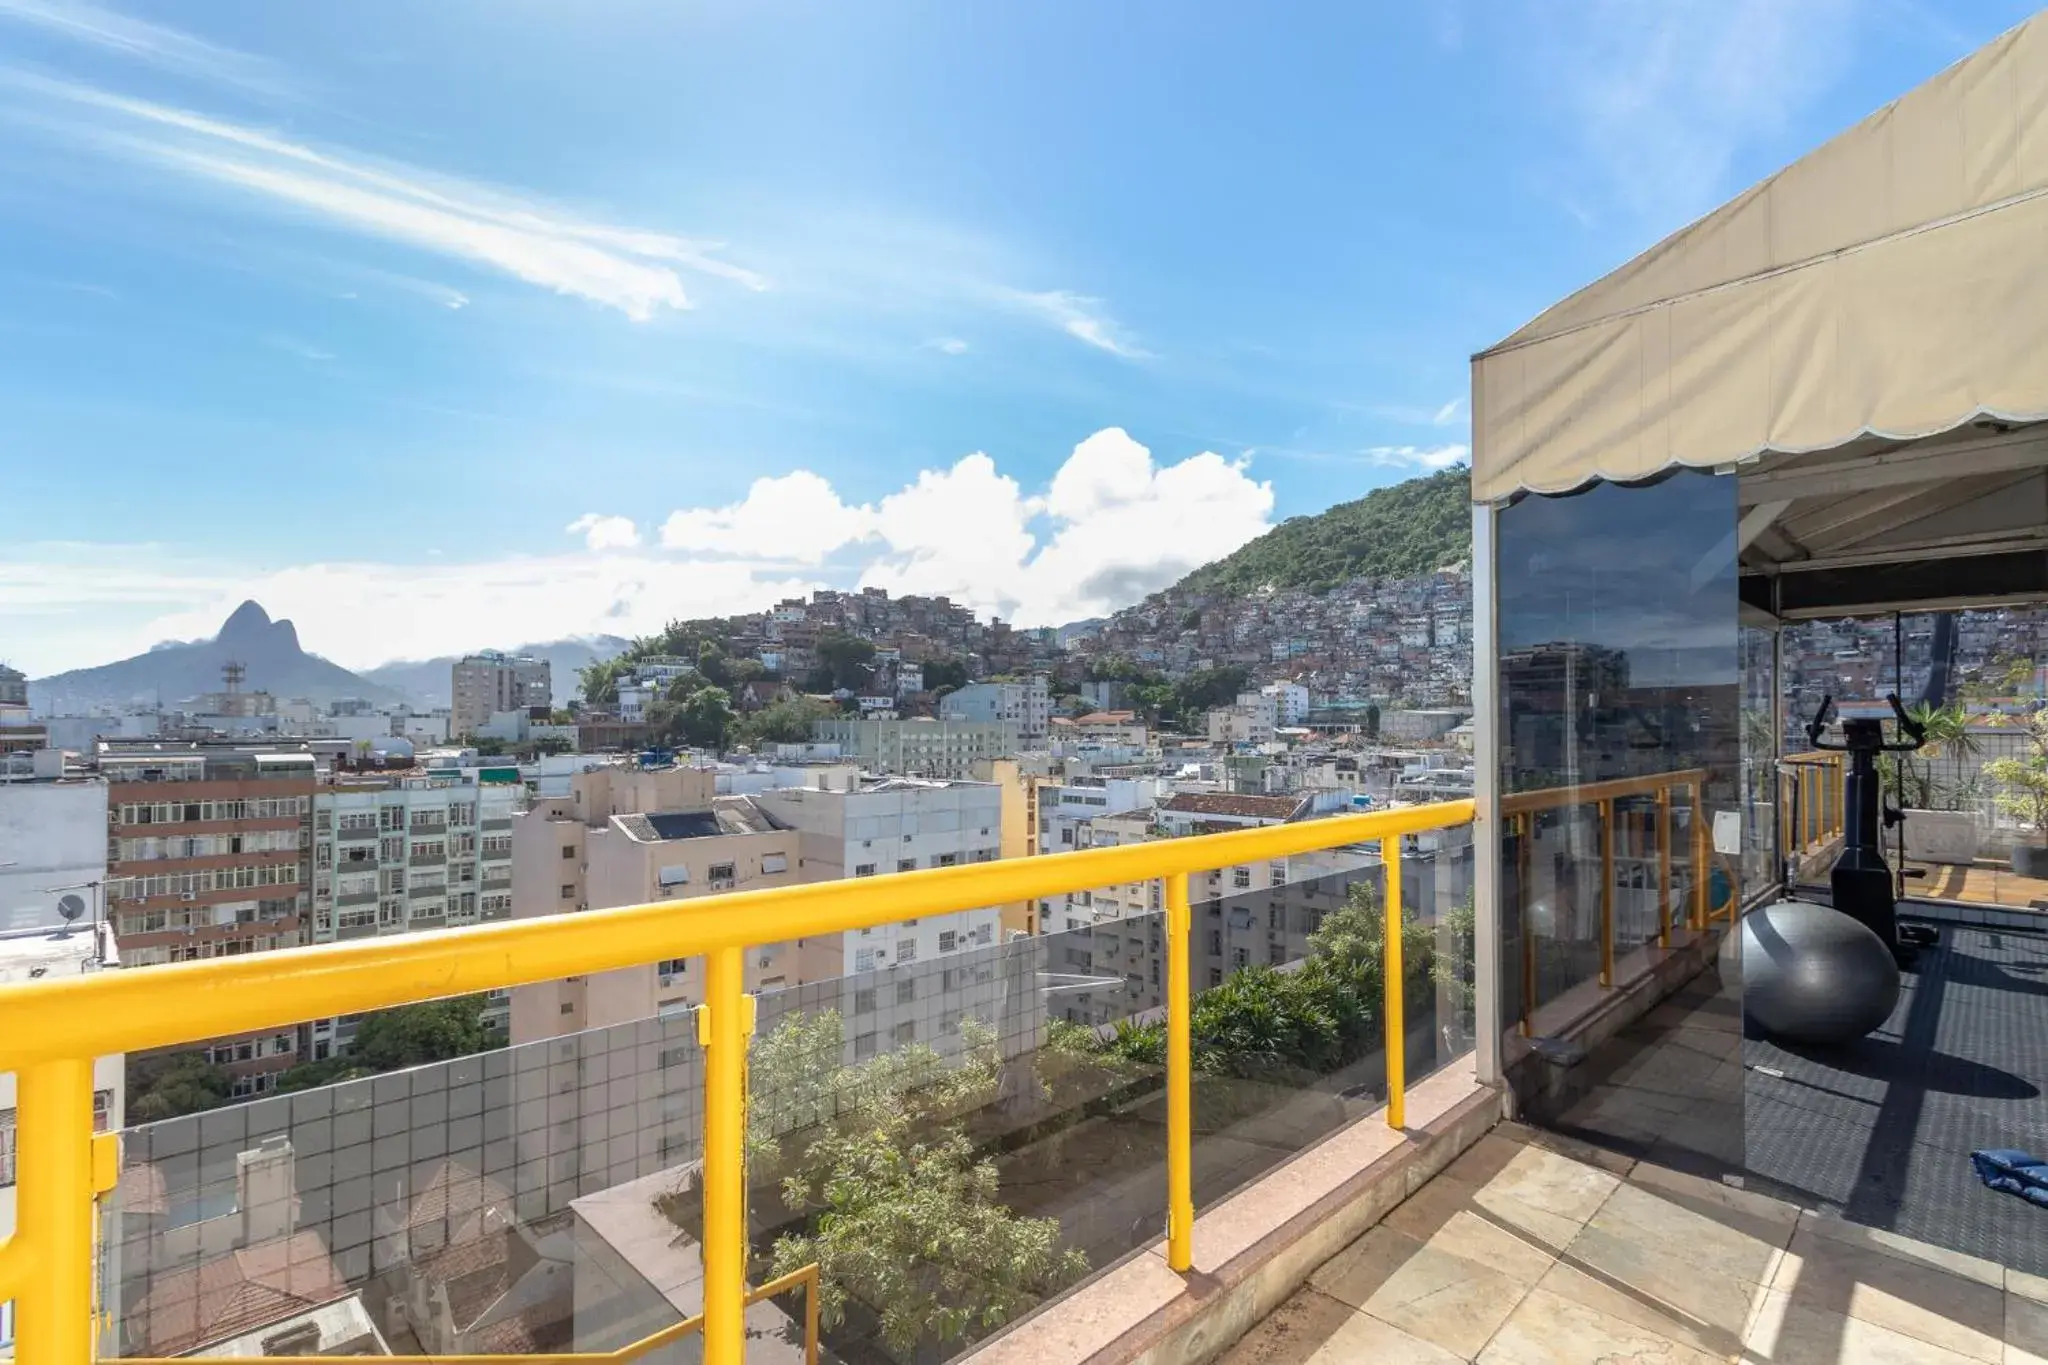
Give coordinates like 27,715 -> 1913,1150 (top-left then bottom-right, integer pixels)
57,893 -> 87,924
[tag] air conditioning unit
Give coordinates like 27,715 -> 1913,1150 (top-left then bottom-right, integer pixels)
180,892 -> 197,902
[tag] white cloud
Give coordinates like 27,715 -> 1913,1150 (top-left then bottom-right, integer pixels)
1004,289 -> 1150,358
265,335 -> 333,362
7,429 -> 1276,675
8,75 -> 762,320
1365,444 -> 1470,471
659,470 -> 873,565
0,0 -> 282,94
1432,397 -> 1465,426
924,336 -> 970,355
566,514 -> 640,551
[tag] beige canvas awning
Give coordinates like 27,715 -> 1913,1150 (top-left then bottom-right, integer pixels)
1471,10 -> 2048,504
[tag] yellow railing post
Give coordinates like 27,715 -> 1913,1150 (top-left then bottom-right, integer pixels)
1690,781 -> 1710,932
1383,841 -> 1406,1130
1597,799 -> 1614,988
1657,786 -> 1673,948
699,946 -> 752,1365
1517,814 -> 1534,1034
1164,873 -> 1194,1272
14,1058 -> 96,1365
1802,766 -> 1815,848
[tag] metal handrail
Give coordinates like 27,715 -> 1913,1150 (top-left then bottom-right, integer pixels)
0,799 -> 1472,1365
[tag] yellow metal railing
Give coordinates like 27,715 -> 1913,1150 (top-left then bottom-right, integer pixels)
1781,750 -> 1847,858
0,798 -> 1472,1365
1503,769 -> 1722,1033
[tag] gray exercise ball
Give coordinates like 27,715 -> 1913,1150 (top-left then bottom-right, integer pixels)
1720,900 -> 1900,1045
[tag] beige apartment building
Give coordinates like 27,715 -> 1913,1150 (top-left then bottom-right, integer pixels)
450,651 -> 552,739
507,764 -> 833,1044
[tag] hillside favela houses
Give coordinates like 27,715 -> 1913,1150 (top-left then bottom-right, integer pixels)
26,21 -> 2048,1359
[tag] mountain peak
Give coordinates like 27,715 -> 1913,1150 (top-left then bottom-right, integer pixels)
218,600 -> 273,642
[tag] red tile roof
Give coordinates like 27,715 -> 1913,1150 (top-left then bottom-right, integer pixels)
1160,792 -> 1306,821
136,1230 -> 350,1356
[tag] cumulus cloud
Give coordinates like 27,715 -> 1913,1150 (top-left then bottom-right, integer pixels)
566,513 -> 640,551
7,74 -> 761,320
659,470 -> 873,564
7,429 -> 1275,675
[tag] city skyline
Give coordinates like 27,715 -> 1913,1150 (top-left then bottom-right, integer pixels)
2,0 -> 2029,675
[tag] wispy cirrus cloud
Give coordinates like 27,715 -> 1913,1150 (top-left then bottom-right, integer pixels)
5,73 -> 766,321
1003,288 -> 1151,359
0,0 -> 284,94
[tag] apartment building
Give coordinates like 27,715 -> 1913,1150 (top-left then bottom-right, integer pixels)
508,764 -> 819,1044
811,717 -> 1019,778
0,920 -> 122,1355
450,651 -> 552,738
0,768 -> 107,933
938,676 -> 1051,744
306,767 -> 520,1058
752,777 -> 1005,974
1207,692 -> 1280,747
101,744 -> 315,1094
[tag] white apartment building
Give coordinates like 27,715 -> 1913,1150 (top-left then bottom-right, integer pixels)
308,770 -> 519,1056
752,778 -> 1006,977
507,764 -> 822,1045
1260,682 -> 1312,728
811,718 -> 1019,778
0,919 -> 122,1356
938,677 -> 1051,743
1036,774 -> 1166,854
0,772 -> 108,933
450,652 -> 552,738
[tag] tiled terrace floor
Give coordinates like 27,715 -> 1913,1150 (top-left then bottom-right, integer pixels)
1222,1121 -> 2048,1364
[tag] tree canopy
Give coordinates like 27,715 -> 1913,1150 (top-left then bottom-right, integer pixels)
127,1051 -> 233,1122
737,696 -> 833,746
1176,466 -> 1471,596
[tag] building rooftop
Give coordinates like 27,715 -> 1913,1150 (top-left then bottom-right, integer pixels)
133,1229 -> 352,1357
1160,792 -> 1307,821
0,921 -> 116,985
615,796 -> 786,843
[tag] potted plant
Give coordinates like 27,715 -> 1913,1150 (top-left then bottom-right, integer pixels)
1986,705 -> 2048,878
1884,701 -> 1983,865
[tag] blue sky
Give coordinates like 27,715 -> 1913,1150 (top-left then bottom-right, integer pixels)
0,0 -> 2034,676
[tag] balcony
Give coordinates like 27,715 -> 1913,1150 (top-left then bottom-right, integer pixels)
21,780 -> 1942,1365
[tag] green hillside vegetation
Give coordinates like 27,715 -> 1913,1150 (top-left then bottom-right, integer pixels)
1176,465 -> 1470,597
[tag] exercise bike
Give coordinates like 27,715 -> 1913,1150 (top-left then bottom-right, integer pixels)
1801,692 -> 1940,968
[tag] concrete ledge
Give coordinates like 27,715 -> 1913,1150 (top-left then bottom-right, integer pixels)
962,1066 -> 1500,1365
1504,926 -> 1722,1120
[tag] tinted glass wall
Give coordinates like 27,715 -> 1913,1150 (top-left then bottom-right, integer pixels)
1494,471 -> 1741,1160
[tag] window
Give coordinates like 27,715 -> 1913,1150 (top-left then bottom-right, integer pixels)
936,852 -> 958,868
854,1032 -> 878,1060
562,845 -> 576,860
854,988 -> 876,1014
1209,969 -> 1223,987
896,979 -> 915,1005
560,1001 -> 576,1015
657,958 -> 687,982
762,853 -> 789,874
1269,861 -> 1287,888
1208,930 -> 1223,956
974,923 -> 993,945
561,884 -> 576,900
1233,948 -> 1249,969
854,864 -> 877,877
896,938 -> 918,963
1268,907 -> 1281,929
709,862 -> 736,884
1233,868 -> 1251,889
893,1020 -> 916,1044
938,931 -> 958,952
897,858 -> 917,873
